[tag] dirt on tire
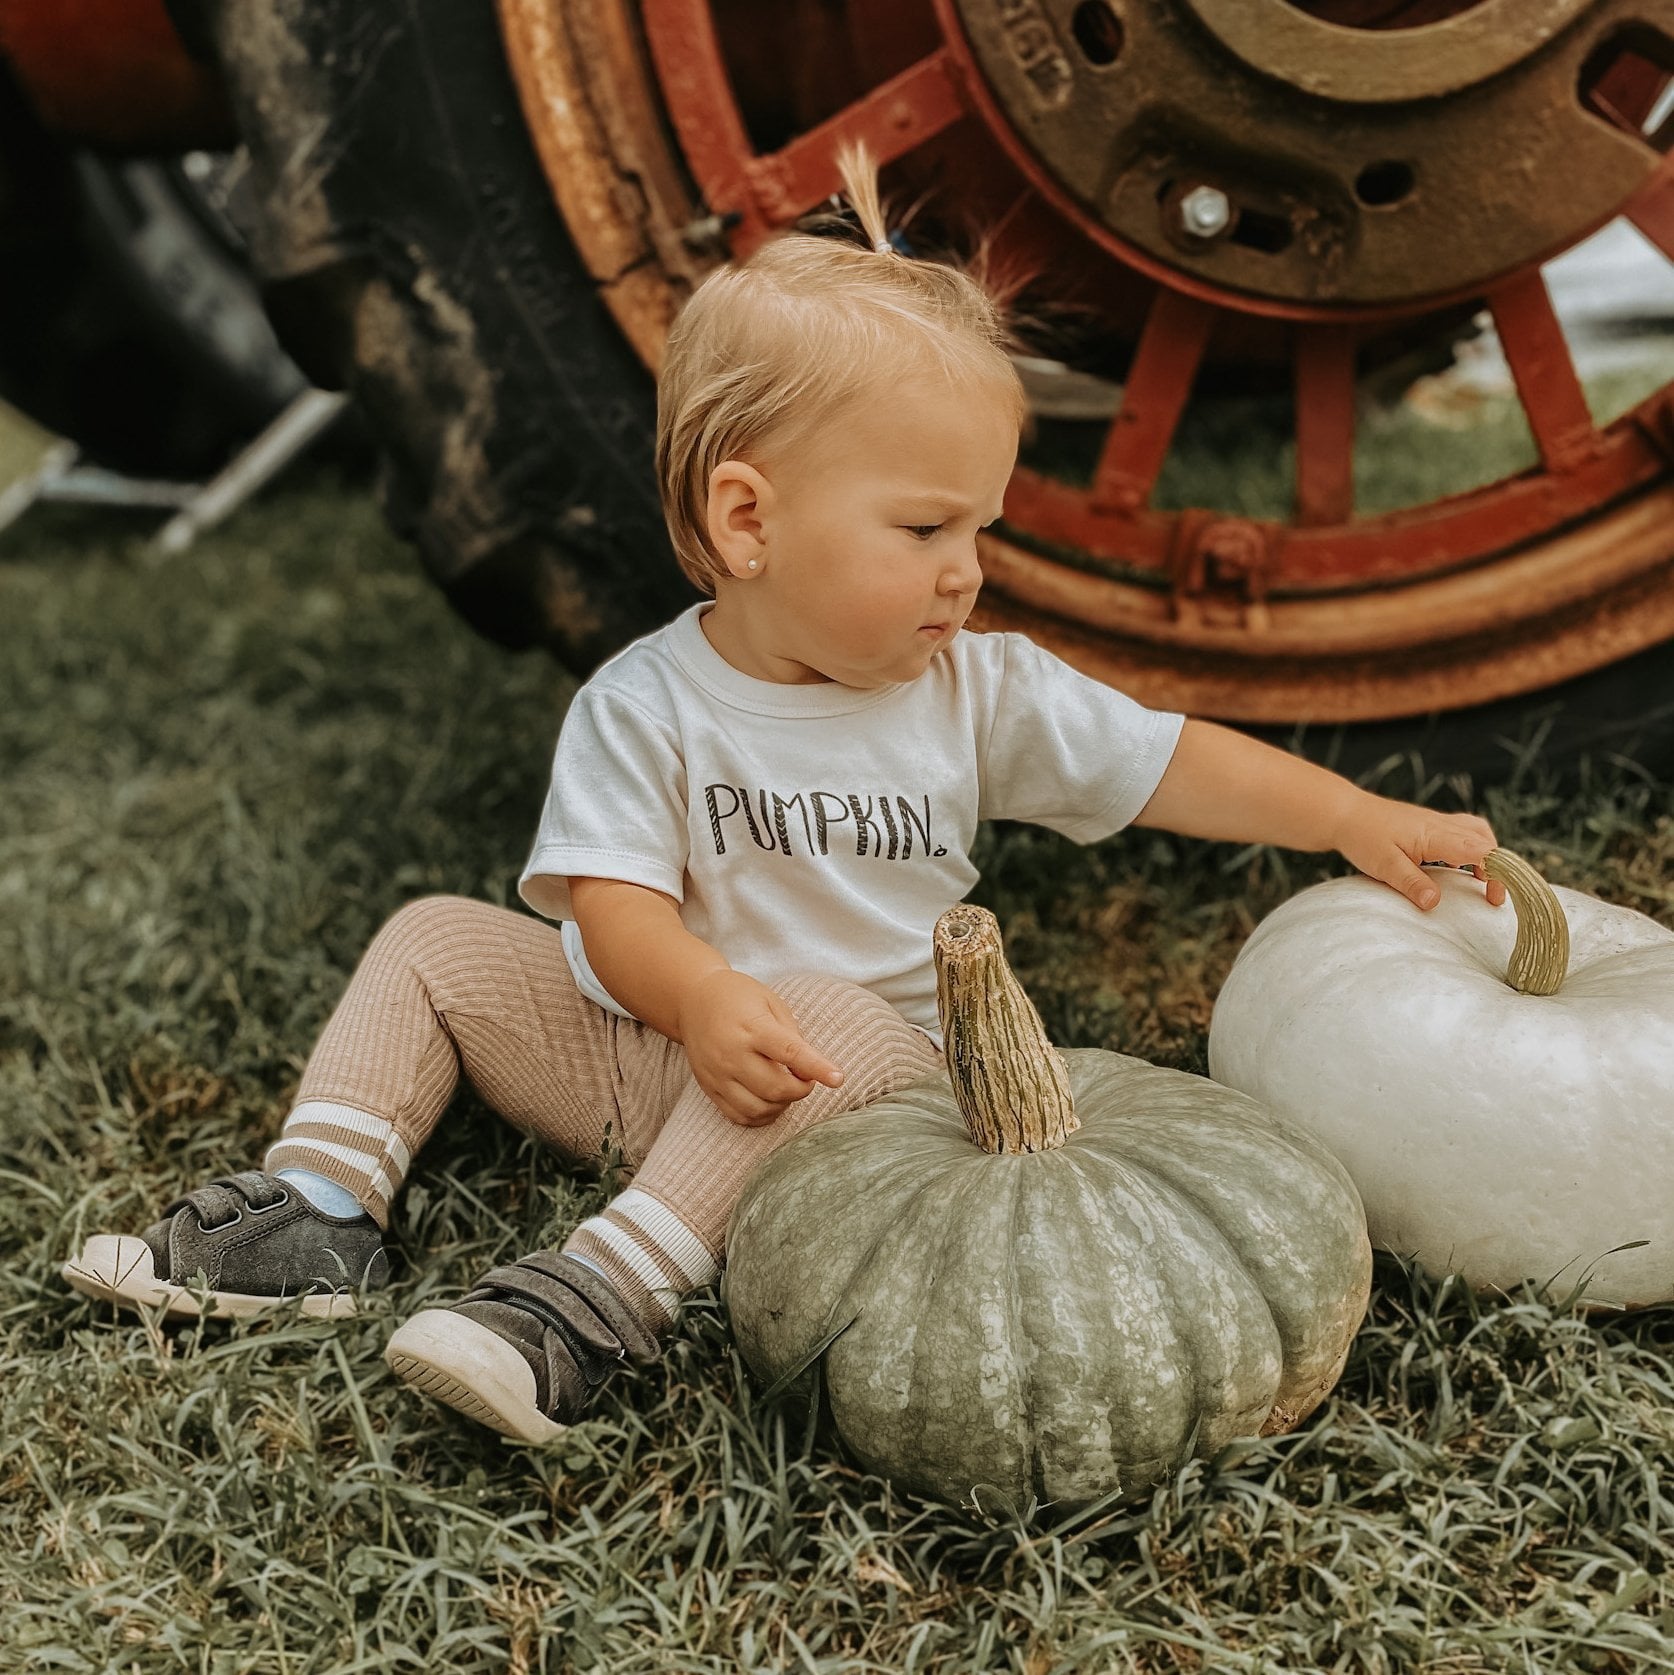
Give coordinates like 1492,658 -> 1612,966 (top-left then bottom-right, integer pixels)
183,0 -> 695,671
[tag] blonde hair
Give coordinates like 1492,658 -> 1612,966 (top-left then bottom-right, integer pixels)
656,144 -> 1031,594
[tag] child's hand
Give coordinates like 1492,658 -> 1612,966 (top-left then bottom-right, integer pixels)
676,970 -> 846,1127
1330,792 -> 1507,911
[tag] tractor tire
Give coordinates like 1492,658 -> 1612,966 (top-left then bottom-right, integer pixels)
179,0 -> 691,667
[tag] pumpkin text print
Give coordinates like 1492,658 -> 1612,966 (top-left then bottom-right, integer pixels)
704,785 -> 948,859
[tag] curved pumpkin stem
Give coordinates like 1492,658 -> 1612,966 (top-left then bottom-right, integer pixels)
933,904 -> 1079,1154
1481,847 -> 1569,995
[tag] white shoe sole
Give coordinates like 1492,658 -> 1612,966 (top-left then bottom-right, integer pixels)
61,1234 -> 358,1320
385,1309 -> 566,1445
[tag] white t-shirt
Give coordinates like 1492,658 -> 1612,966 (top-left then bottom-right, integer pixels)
519,603 -> 1184,1045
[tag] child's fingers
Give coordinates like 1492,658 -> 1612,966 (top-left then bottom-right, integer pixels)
692,1058 -> 785,1125
756,1005 -> 845,1088
1422,815 -> 1497,868
1464,862 -> 1509,908
742,1055 -> 816,1104
777,1039 -> 844,1087
1416,859 -> 1509,908
1386,816 -> 1500,910
1386,852 -> 1442,910
715,1079 -> 785,1127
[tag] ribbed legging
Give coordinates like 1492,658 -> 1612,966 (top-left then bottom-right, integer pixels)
262,896 -> 944,1255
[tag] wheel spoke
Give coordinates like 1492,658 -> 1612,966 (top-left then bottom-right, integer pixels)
1624,153 -> 1674,260
1486,270 -> 1598,476
1293,325 -> 1357,526
742,50 -> 967,228
1091,289 -> 1217,514
643,1 -> 967,240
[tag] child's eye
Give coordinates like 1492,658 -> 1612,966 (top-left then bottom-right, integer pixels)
905,524 -> 943,540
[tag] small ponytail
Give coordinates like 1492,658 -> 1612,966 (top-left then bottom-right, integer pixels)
833,140 -> 896,256
830,139 -> 1037,305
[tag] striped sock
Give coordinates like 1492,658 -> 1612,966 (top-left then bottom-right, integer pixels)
562,1187 -> 718,1334
263,1100 -> 411,1230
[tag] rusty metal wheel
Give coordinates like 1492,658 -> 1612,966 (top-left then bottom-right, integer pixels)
196,0 -> 1674,774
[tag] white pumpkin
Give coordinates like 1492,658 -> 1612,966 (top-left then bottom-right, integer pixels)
1207,850 -> 1674,1309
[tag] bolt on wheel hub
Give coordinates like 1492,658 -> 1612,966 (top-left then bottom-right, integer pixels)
944,0 -> 1669,309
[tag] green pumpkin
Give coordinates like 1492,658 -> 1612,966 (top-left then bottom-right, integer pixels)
724,906 -> 1372,1510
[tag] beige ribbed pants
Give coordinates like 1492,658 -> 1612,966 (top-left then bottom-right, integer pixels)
263,897 -> 943,1259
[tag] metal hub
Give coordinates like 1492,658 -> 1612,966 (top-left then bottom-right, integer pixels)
943,0 -> 1669,310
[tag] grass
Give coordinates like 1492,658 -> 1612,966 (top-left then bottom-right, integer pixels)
4,468 -> 1674,1672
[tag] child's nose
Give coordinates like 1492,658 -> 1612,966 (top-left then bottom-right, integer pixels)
940,543 -> 983,594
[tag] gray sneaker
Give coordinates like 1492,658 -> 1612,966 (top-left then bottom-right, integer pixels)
384,1251 -> 660,1444
61,1170 -> 389,1320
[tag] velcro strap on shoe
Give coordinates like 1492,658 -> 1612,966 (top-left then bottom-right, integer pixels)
515,1251 -> 663,1365
462,1252 -> 660,1366
163,1170 -> 289,1226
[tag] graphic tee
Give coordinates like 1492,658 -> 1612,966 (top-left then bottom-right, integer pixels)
519,603 -> 1185,1044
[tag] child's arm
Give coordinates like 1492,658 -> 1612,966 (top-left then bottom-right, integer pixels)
1133,718 -> 1506,911
569,877 -> 845,1126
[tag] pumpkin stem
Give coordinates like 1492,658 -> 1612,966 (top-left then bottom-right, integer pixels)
1480,847 -> 1569,995
933,904 -> 1079,1153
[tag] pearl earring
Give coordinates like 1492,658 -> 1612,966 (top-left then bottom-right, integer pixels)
747,559 -> 758,570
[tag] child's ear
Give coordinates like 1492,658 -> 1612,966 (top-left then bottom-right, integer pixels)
706,459 -> 772,578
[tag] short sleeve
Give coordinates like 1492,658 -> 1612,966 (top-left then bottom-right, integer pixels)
518,684 -> 689,921
977,634 -> 1185,842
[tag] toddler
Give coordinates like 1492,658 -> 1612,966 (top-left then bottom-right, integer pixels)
61,150 -> 1504,1446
